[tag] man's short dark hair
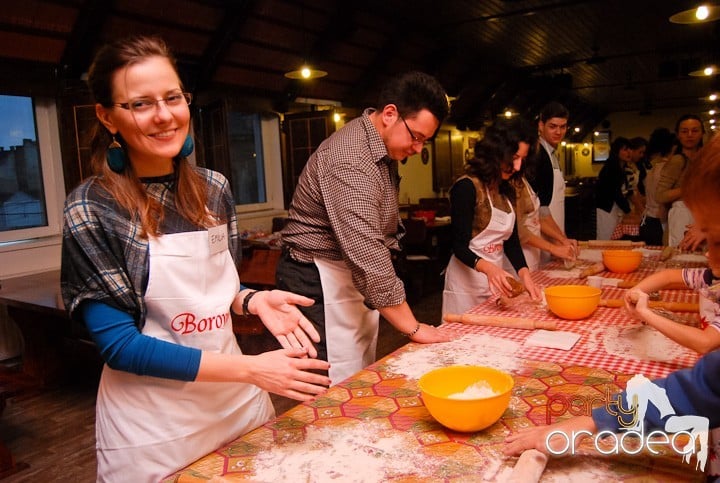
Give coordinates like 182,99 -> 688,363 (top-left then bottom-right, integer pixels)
538,102 -> 569,122
628,136 -> 648,149
376,71 -> 449,123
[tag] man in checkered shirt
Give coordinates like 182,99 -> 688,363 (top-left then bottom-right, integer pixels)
277,71 -> 455,384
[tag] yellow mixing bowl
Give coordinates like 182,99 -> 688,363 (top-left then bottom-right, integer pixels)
544,284 -> 602,320
602,249 -> 642,273
418,365 -> 514,432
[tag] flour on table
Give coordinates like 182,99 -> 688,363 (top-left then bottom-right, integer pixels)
383,334 -> 520,380
586,325 -> 694,363
577,249 -> 603,262
543,269 -> 582,279
245,420 -> 445,482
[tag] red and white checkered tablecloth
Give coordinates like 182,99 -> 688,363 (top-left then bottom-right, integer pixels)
441,252 -> 702,380
611,222 -> 640,240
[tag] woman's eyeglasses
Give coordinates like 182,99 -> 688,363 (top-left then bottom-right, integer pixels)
114,92 -> 192,115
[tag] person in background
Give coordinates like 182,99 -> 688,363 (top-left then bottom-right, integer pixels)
443,118 -> 541,315
627,136 -> 648,216
277,71 -> 454,385
595,137 -> 633,240
639,127 -> 675,246
504,132 -> 720,473
527,102 -> 574,263
656,114 -> 705,247
61,35 -> 330,482
511,140 -> 577,271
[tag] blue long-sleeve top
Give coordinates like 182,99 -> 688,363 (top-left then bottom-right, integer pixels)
79,299 -> 202,381
592,349 -> 720,432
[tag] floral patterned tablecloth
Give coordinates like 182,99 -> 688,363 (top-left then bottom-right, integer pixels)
164,248 -> 707,482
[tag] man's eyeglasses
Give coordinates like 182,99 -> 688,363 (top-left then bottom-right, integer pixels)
400,115 -> 430,145
114,91 -> 192,115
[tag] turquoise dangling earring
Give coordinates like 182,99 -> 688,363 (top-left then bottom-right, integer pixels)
179,135 -> 194,158
106,136 -> 126,173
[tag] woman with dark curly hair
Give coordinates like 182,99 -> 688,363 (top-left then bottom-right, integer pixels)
442,119 -> 541,315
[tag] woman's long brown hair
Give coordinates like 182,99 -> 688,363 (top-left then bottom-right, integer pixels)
87,35 -> 215,237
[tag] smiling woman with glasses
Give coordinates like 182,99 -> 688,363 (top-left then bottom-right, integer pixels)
61,34 -> 330,482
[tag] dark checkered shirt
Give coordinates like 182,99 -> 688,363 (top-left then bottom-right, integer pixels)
282,109 -> 406,309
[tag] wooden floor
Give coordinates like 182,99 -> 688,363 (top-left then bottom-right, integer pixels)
0,288 -> 442,482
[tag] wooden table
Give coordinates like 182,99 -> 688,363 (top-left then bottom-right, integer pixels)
0,270 -> 67,478
0,270 -> 72,386
164,246 -> 707,482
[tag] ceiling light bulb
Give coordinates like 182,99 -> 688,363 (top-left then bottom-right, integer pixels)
574,127 -> 580,132
710,94 -> 718,101
504,110 -> 512,118
594,131 -> 600,136
696,5 -> 710,20
710,109 -> 716,115
301,67 -> 311,79
704,66 -> 715,76
710,119 -> 716,124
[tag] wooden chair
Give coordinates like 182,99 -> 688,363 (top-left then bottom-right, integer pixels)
400,218 -> 437,302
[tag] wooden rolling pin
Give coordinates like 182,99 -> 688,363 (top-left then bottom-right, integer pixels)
579,240 -> 646,248
444,313 -> 557,330
598,299 -> 699,312
614,279 -> 688,290
579,262 -> 605,278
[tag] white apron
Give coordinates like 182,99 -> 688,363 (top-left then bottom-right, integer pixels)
668,200 -> 694,247
541,165 -> 566,264
443,190 -> 515,315
596,204 -> 624,240
314,257 -> 379,385
520,178 -> 542,270
95,228 -> 274,483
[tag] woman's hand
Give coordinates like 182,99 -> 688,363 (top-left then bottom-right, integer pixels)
249,348 -> 330,401
245,290 -> 321,358
518,268 -> 541,301
551,243 -> 576,261
563,238 -> 578,254
478,261 -> 515,298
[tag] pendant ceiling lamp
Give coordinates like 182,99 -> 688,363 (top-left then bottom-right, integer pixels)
284,64 -> 327,80
688,65 -> 717,76
669,4 -> 720,23
284,5 -> 327,80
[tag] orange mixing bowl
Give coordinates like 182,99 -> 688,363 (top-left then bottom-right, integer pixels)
544,284 -> 602,320
602,249 -> 642,273
418,365 -> 514,432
